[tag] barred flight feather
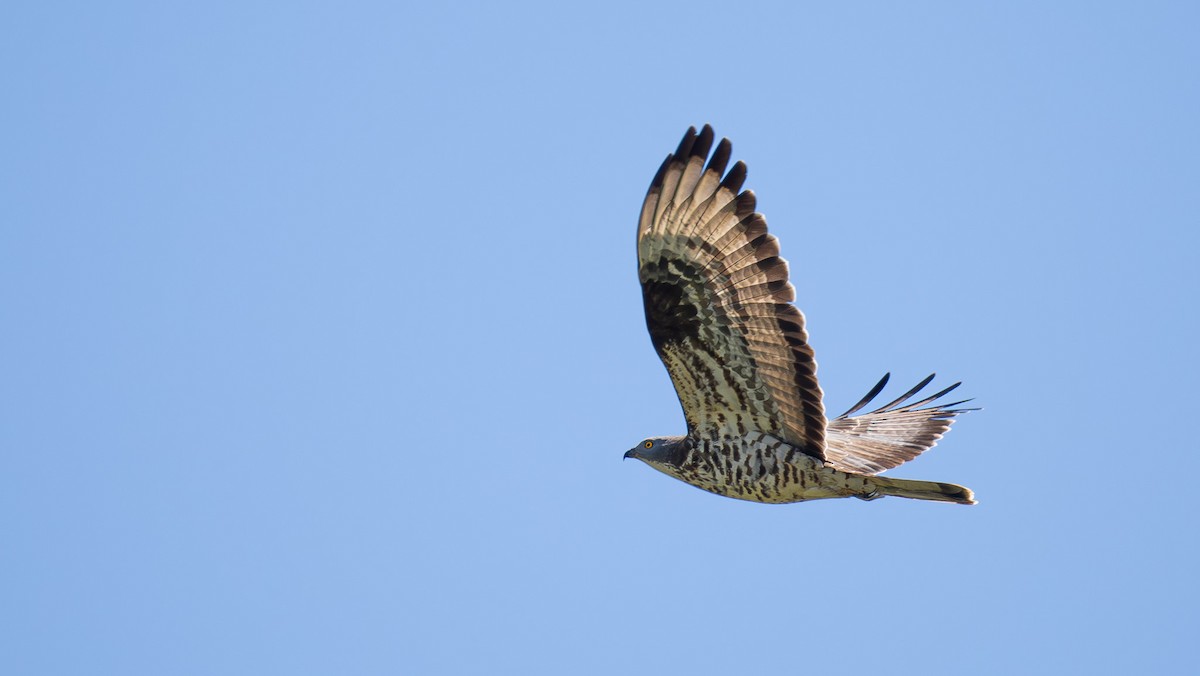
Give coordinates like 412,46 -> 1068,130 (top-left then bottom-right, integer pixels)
638,125 -> 825,457
824,373 -> 978,475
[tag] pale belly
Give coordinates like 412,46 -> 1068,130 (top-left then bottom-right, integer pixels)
662,434 -> 874,504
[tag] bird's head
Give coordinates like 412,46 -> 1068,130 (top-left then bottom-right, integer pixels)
624,435 -> 690,468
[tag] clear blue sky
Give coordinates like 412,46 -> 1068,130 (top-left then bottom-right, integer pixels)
3,2 -> 1197,674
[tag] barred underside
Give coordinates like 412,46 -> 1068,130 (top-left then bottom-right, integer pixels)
649,434 -> 865,504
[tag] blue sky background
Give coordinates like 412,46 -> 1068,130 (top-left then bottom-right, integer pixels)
3,2 -> 1197,674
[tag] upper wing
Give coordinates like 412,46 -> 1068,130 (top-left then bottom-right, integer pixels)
638,125 -> 825,457
824,373 -> 976,475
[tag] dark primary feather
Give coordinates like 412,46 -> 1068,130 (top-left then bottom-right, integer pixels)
836,372 -> 893,419
637,125 -> 825,457
825,374 -> 977,475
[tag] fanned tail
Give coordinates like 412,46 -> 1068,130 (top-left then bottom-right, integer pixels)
867,475 -> 976,505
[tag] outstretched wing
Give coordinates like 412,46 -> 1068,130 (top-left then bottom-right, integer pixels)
824,373 -> 976,475
638,125 -> 825,457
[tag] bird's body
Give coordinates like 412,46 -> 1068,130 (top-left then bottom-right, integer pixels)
639,433 -> 865,504
625,125 -> 977,505
636,431 -> 973,505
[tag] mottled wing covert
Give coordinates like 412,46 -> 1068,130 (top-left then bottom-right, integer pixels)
637,125 -> 825,457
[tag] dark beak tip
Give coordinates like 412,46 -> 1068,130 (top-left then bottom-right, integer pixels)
623,450 -> 636,460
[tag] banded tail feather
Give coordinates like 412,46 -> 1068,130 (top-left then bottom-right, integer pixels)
867,476 -> 977,505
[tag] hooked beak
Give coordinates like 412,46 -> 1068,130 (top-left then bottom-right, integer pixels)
623,448 -> 637,460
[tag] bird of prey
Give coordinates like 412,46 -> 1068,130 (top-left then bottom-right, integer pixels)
625,125 -> 976,505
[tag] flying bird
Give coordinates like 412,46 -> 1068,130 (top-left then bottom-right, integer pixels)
625,125 -> 977,505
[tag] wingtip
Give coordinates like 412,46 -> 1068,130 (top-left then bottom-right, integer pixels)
720,160 -> 747,193
647,153 -> 672,193
836,372 -> 892,419
869,373 -> 938,413
735,189 -> 757,217
673,126 -> 698,159
691,125 -> 715,160
707,137 -> 732,176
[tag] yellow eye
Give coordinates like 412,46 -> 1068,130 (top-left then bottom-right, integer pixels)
644,441 -> 653,449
